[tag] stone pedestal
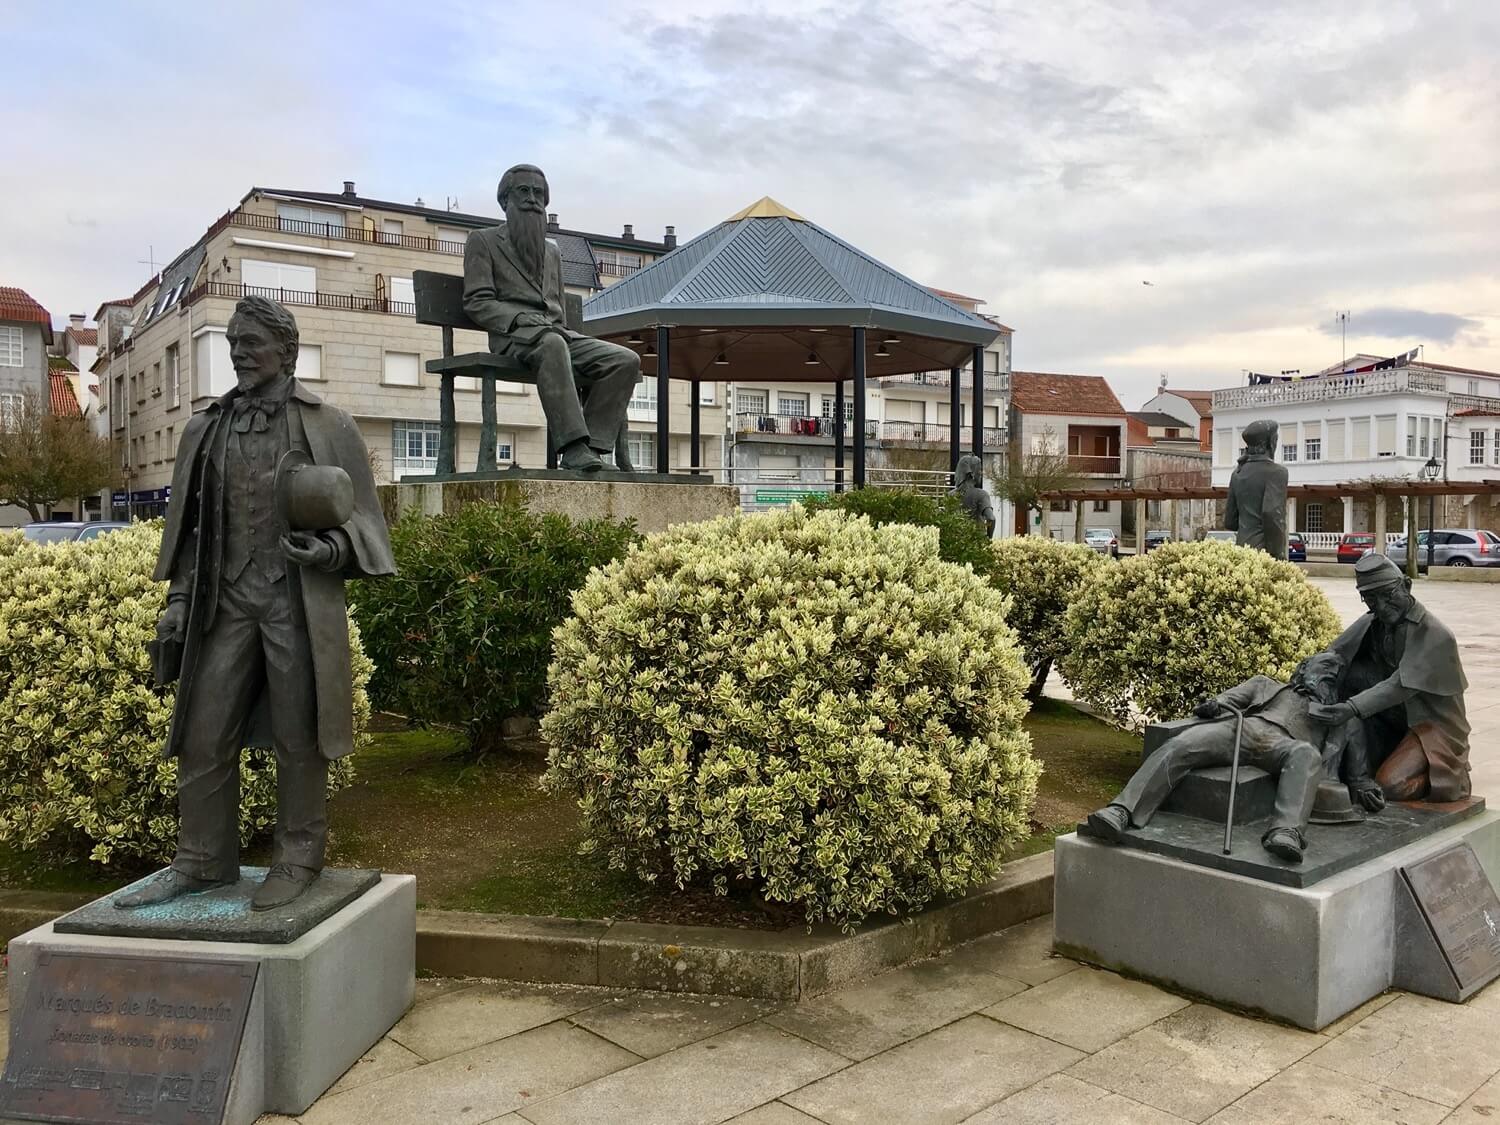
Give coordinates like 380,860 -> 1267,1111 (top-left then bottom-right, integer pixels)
1054,811 -> 1500,1030
6,873 -> 415,1122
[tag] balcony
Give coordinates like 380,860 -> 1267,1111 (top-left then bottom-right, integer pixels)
1067,454 -> 1122,475
214,209 -> 469,256
1212,369 -> 1450,411
882,370 -> 1009,392
880,420 -> 1005,451
188,281 -> 415,317
735,412 -> 863,439
597,259 -> 643,279
733,413 -> 1005,450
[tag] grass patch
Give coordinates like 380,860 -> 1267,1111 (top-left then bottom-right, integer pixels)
0,700 -> 1143,926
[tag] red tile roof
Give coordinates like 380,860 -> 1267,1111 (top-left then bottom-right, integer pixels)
1170,389 -> 1215,412
0,287 -> 53,343
1011,371 -> 1126,417
66,325 -> 97,347
93,298 -> 131,321
1455,408 -> 1500,417
49,370 -> 81,416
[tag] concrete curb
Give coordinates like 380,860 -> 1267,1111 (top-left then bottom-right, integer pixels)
0,851 -> 1054,1001
1298,560 -> 1500,581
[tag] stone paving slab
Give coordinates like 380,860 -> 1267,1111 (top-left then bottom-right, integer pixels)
981,966 -> 1192,1053
386,980 -> 618,1062
782,1013 -> 1083,1125
516,1021 -> 846,1125
1203,1059 -> 1449,1124
568,991 -> 782,1059
930,915 -> 1077,986
724,1103 -> 825,1123
965,1073 -> 1190,1124
1449,1070 -> 1500,1122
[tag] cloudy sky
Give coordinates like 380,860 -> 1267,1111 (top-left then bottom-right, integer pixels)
7,0 -> 1498,406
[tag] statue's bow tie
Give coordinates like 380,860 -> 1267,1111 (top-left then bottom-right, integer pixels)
231,395 -> 284,433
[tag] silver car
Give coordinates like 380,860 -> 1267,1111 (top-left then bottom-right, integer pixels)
1387,528 -> 1500,568
1083,527 -> 1119,557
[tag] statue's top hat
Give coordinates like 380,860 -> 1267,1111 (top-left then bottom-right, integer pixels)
274,450 -> 353,532
1354,553 -> 1405,592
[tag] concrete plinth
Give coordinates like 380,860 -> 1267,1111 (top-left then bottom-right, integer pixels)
7,874 -> 415,1122
378,472 -> 739,534
1054,811 -> 1500,1030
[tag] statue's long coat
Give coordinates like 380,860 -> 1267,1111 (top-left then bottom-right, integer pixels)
154,381 -> 395,761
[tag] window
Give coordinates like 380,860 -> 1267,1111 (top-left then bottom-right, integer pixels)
388,277 -> 414,312
736,389 -> 768,415
1407,417 -> 1418,457
381,218 -> 404,243
276,203 -> 346,234
1420,417 -> 1431,458
297,344 -> 323,381
391,421 -> 441,478
697,382 -> 715,406
1305,503 -> 1323,533
629,380 -> 658,417
1327,419 -> 1345,460
0,392 -> 23,430
1469,380 -> 1481,396
1215,428 -> 1232,467
1281,443 -> 1298,462
821,395 -> 854,423
383,351 -> 420,387
194,329 -> 234,397
1092,499 -> 1110,513
434,227 -> 469,250
152,361 -> 162,395
1473,430 -> 1488,465
0,326 -> 22,367
1304,438 -> 1321,461
153,430 -> 162,463
1376,416 -> 1396,456
626,432 -> 656,471
1494,431 -> 1500,465
885,398 -> 923,423
1352,417 -> 1371,459
240,259 -> 316,298
165,425 -> 175,460
165,343 -> 180,408
777,393 -> 809,417
758,453 -> 801,482
496,431 -> 516,464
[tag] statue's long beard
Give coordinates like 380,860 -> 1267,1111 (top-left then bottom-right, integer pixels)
506,205 -> 546,284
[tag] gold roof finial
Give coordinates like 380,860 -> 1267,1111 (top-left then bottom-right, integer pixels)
726,196 -> 806,222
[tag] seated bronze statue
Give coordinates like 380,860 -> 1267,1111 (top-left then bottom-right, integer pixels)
1087,651 -> 1382,863
1311,553 -> 1471,802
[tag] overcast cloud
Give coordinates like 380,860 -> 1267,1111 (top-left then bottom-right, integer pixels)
6,0 -> 1498,405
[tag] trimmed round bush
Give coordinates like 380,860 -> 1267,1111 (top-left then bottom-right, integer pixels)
1059,539 -> 1341,727
542,505 -> 1039,929
350,503 -> 639,753
804,488 -> 996,578
0,523 -> 368,866
989,536 -> 1105,699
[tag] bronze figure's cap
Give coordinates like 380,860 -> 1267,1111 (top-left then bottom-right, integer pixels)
1354,553 -> 1404,592
274,450 -> 354,531
1242,419 -> 1279,445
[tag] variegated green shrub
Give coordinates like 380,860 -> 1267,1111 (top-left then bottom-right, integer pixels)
989,536 -> 1105,699
542,505 -> 1039,929
0,523 -> 367,866
1059,539 -> 1341,727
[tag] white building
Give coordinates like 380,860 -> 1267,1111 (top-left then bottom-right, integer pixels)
1210,356 -> 1500,534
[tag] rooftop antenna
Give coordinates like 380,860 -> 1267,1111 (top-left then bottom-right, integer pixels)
137,245 -> 159,276
1336,310 -> 1350,370
446,196 -> 459,212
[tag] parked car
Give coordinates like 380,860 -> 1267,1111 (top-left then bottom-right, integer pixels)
1335,533 -> 1377,564
1287,533 -> 1306,562
1204,530 -> 1237,543
1083,527 -> 1119,558
1388,529 -> 1500,568
19,521 -> 130,545
1143,529 -> 1172,552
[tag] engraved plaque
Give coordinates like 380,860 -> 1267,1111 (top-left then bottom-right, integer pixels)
1401,843 -> 1500,992
0,952 -> 257,1125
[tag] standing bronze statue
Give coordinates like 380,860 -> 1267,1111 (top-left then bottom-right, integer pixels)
1310,553 -> 1471,801
1224,419 -> 1289,559
463,164 -> 641,472
116,295 -> 395,912
951,453 -> 996,536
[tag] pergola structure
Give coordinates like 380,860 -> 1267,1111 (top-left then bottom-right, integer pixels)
582,198 -> 1002,485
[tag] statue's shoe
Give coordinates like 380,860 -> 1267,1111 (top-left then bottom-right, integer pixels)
114,869 -> 233,909
559,445 -> 604,473
1262,827 -> 1306,863
252,863 -> 320,911
1085,804 -> 1131,844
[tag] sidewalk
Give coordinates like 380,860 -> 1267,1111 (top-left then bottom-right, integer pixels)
249,914 -> 1500,1124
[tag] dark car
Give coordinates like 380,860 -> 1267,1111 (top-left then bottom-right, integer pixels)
1287,533 -> 1306,562
1335,533 -> 1376,563
19,521 -> 130,545
1143,529 -> 1172,552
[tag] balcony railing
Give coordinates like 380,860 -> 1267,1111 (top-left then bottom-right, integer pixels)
1068,454 -> 1122,475
597,259 -> 643,278
188,281 -> 415,317
736,412 -> 867,438
880,420 -> 1006,451
733,412 -> 1005,449
1212,370 -> 1450,411
882,370 -> 1009,392
215,209 -> 470,255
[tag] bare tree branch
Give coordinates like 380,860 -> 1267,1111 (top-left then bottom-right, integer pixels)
0,390 -> 118,521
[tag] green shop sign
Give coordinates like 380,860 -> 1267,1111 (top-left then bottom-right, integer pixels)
754,489 -> 829,503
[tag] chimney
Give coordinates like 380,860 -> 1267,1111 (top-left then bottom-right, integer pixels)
547,213 -> 559,231
414,196 -> 425,208
342,180 -> 357,198
622,224 -> 635,241
663,225 -> 677,250
70,313 -> 86,327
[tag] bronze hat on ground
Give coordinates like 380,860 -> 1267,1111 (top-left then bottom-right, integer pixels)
274,450 -> 354,531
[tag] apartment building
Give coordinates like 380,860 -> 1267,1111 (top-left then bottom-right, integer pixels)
1010,371 -> 1128,539
727,290 -> 1012,509
1209,354 -> 1500,534
0,286 -> 55,527
96,182 -> 717,517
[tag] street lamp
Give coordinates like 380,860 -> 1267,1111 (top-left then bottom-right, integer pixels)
1422,456 -> 1440,572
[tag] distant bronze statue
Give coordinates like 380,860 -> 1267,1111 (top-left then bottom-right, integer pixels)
1086,652 -> 1381,863
951,453 -> 996,536
1310,554 -> 1471,801
1224,419 -> 1289,559
463,164 -> 640,473
116,295 -> 395,913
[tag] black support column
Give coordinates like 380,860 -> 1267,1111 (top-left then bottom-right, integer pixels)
949,365 -> 962,474
833,378 -> 846,492
689,380 -> 701,474
655,326 -> 671,474
852,327 -> 867,489
971,346 -> 985,457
